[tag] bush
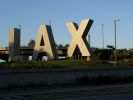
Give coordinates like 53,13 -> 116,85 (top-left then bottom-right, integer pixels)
97,49 -> 112,60
77,75 -> 133,85
0,60 -> 111,69
128,56 -> 133,65
78,76 -> 90,84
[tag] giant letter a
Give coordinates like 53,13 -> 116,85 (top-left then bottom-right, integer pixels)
33,25 -> 58,60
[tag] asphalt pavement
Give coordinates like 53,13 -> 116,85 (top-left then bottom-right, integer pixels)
1,83 -> 133,100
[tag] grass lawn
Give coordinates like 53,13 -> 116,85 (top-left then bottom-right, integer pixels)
0,58 -> 132,69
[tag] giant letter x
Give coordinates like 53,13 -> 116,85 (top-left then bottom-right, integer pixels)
66,19 -> 93,57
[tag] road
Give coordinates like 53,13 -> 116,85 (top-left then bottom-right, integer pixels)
1,84 -> 133,100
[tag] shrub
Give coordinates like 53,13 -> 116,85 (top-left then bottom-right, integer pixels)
97,49 -> 112,60
128,56 -> 133,65
77,75 -> 133,85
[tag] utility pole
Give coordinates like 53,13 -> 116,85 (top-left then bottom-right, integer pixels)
88,34 -> 90,46
114,19 -> 119,67
49,20 -> 51,27
102,24 -> 104,49
18,25 -> 21,30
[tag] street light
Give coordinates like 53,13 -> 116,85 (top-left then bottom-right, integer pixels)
114,19 -> 119,67
102,24 -> 104,49
49,20 -> 51,26
18,25 -> 21,33
87,34 -> 91,46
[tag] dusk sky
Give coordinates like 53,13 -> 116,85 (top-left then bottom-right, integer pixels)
0,0 -> 133,49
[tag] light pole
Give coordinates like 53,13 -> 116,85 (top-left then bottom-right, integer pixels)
114,19 -> 119,67
87,34 -> 90,46
18,25 -> 21,33
102,24 -> 104,49
49,20 -> 51,26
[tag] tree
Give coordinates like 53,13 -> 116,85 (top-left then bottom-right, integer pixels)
107,45 -> 115,50
27,39 -> 35,47
97,49 -> 112,60
64,44 -> 69,48
57,44 -> 63,48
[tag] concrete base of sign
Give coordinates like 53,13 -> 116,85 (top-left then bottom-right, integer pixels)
87,56 -> 90,61
9,56 -> 29,61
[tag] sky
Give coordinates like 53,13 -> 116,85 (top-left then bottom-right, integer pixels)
0,0 -> 133,49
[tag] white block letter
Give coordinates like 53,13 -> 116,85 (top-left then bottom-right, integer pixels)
33,25 -> 58,60
67,19 -> 93,59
